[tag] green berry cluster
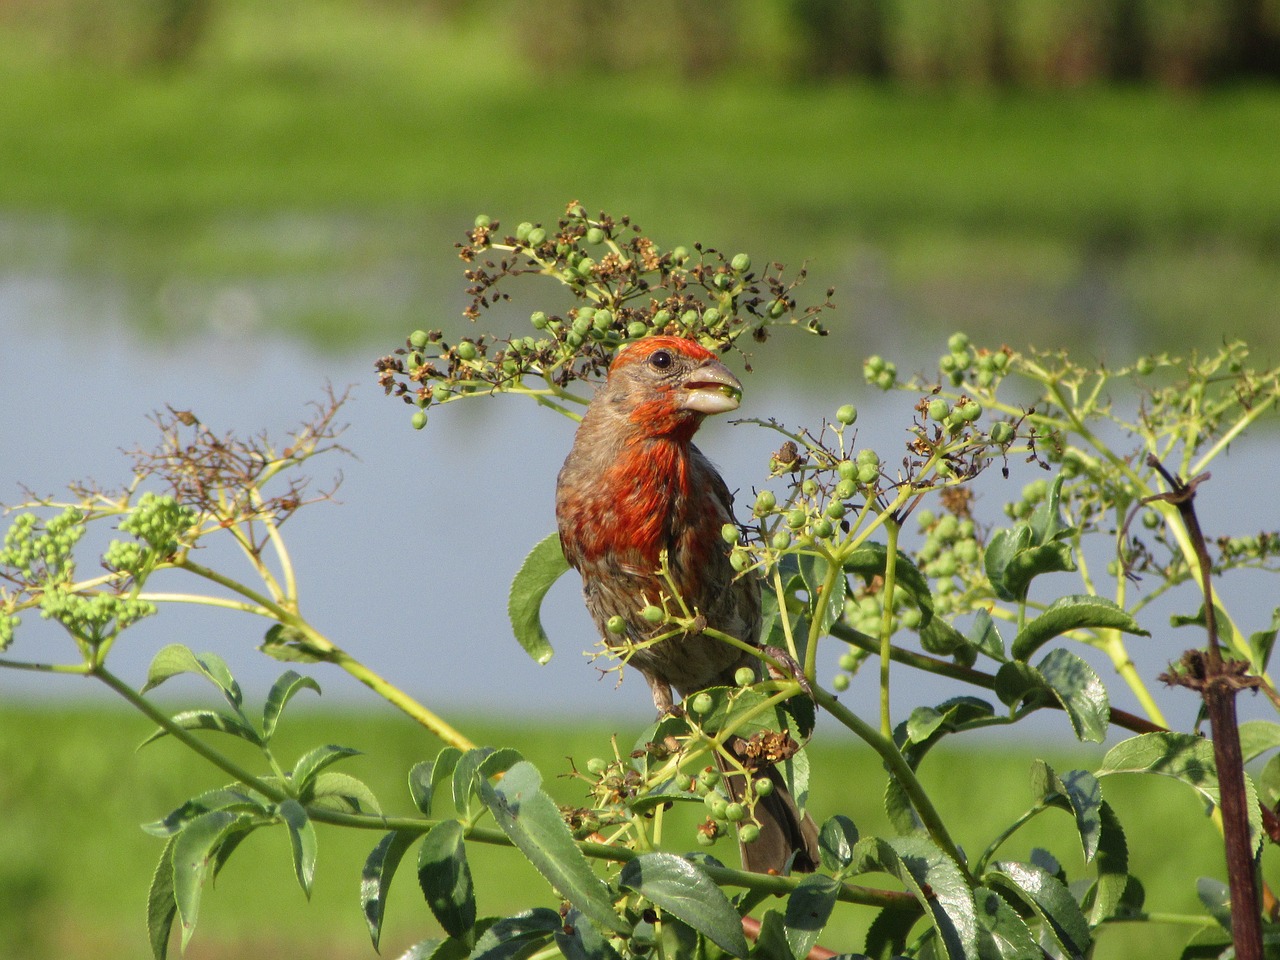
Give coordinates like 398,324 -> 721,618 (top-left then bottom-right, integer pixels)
376,203 -> 835,429
914,506 -> 982,617
0,508 -> 86,581
937,332 -> 1011,389
673,764 -> 767,849
863,355 -> 897,391
39,586 -> 155,646
118,493 -> 196,555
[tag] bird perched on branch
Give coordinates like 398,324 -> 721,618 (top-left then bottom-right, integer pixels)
556,335 -> 818,874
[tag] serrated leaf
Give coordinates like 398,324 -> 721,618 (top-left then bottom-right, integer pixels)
1098,732 -> 1263,854
417,820 -> 475,941
986,860 -> 1090,958
478,761 -> 624,933
1028,475 -> 1070,545
430,747 -> 464,816
291,744 -> 362,793
967,609 -> 1005,662
897,698 -> 997,769
362,830 -> 416,951
751,909 -> 794,960
845,543 -> 934,628
919,616 -> 969,656
139,708 -> 262,749
508,533 -> 569,664
1196,876 -> 1233,930
469,908 -> 562,960
142,787 -> 265,837
479,747 -> 525,780
853,835 -> 977,959
171,810 -> 255,949
141,645 -> 244,711
1238,719 -> 1280,764
555,907 -> 626,960
884,777 -> 923,835
619,853 -> 749,958
305,771 -> 381,815
1011,594 -> 1147,661
818,814 -> 859,872
996,651 -> 1109,743
972,886 -> 1038,960
262,670 -> 321,741
278,799 -> 317,898
785,873 -> 841,960
1030,761 -> 1103,862
147,836 -> 178,960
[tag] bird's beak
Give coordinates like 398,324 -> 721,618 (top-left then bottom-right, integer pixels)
680,361 -> 743,415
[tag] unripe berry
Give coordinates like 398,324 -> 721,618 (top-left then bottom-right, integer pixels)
834,478 -> 857,500
839,652 -> 858,671
680,309 -> 698,326
731,253 -> 751,272
606,615 -> 627,635
699,767 -> 722,788
456,341 -> 477,361
754,490 -> 776,515
409,329 -> 429,348
627,321 -> 648,338
721,522 -> 740,544
836,404 -> 857,425
947,332 -> 971,354
734,666 -> 755,687
696,830 -> 716,847
690,693 -> 714,715
432,384 -> 450,404
989,421 -> 1014,444
725,802 -> 746,822
801,479 -> 819,497
672,246 -> 689,263
825,500 -> 847,520
754,778 -> 774,798
642,605 -> 665,624
837,459 -> 856,480
739,823 -> 761,844
411,411 -> 427,430
771,529 -> 792,551
515,221 -> 533,242
787,509 -> 807,530
832,674 -> 850,692
586,757 -> 608,775
857,463 -> 879,485
1135,356 -> 1155,376
812,519 -> 834,539
856,449 -> 880,467
527,227 -> 547,245
928,398 -> 950,421
474,214 -> 491,228
705,794 -> 728,818
586,227 -> 605,244
652,309 -> 672,327
703,307 -> 721,323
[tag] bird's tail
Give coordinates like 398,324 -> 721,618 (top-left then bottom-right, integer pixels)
718,735 -> 820,874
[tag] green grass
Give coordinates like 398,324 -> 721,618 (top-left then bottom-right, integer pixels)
0,702 -> 1244,959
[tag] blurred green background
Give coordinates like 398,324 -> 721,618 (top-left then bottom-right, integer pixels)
3,2 -> 1280,958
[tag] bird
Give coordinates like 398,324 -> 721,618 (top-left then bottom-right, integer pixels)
555,335 -> 819,874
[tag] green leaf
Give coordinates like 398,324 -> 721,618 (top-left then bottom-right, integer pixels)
919,616 -> 969,657
853,835 -> 977,959
984,501 -> 1077,603
1088,801 -> 1130,924
986,860 -> 1090,958
1239,719 -> 1280,764
469,909 -> 562,960
972,886 -> 1038,960
409,760 -> 435,815
683,685 -> 778,739
139,708 -> 262,748
864,903 -> 922,960
454,747 -> 498,816
996,650 -> 1109,743
396,937 -> 472,960
171,810 -> 255,949
619,853 -> 749,958
141,644 -> 245,710
478,760 -> 625,933
1098,731 -> 1264,853
1248,608 -> 1280,673
277,799 -> 317,898
262,670 -> 321,741
800,552 -> 847,636
898,698 -> 996,767
417,820 -> 476,942
147,837 -> 178,960
142,787 -> 266,837
818,814 -> 860,872
1028,475 -> 1070,545
750,909 -> 795,960
1011,594 -> 1147,661
430,746 -> 464,815
260,623 -> 329,663
303,771 -> 381,815
844,543 -> 934,628
556,907 -> 625,960
1030,761 -> 1103,862
361,830 -> 416,951
508,532 -> 569,664
291,744 -> 362,793
967,609 -> 1005,662
785,873 -> 841,960
884,777 -> 923,835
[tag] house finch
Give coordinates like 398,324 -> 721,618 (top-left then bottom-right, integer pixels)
556,336 -> 818,874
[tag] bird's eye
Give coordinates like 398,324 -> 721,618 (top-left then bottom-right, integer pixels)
649,350 -> 672,370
